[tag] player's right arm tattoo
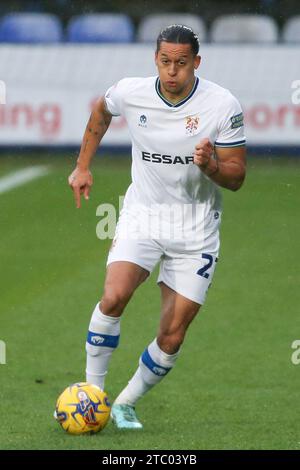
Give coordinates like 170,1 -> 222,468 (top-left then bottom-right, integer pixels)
77,97 -> 112,169
86,102 -> 112,137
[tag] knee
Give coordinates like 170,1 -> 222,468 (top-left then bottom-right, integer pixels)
100,290 -> 130,317
157,330 -> 184,355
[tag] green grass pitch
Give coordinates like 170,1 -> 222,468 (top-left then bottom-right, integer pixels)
0,153 -> 300,450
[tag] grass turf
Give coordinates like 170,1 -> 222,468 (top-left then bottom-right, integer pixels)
0,153 -> 299,450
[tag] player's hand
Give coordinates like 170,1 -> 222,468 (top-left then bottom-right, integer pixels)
68,167 -> 93,208
193,138 -> 216,174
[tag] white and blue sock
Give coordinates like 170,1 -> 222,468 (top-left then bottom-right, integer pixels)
114,338 -> 180,406
86,303 -> 120,390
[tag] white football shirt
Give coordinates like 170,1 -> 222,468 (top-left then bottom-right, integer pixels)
104,76 -> 245,243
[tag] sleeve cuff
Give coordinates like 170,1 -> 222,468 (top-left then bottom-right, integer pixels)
215,139 -> 246,148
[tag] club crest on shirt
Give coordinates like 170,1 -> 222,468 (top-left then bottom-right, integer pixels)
185,115 -> 200,136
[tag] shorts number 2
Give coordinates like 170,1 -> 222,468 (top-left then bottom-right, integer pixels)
197,254 -> 214,279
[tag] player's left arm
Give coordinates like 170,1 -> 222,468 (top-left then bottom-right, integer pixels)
193,138 -> 246,191
194,93 -> 247,191
194,139 -> 246,191
214,144 -> 246,191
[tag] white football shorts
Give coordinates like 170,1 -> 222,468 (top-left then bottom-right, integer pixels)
106,207 -> 221,305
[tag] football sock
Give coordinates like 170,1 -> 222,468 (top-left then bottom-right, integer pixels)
86,303 -> 120,390
114,338 -> 180,406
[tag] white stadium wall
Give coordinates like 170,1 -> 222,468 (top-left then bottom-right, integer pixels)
0,44 -> 300,148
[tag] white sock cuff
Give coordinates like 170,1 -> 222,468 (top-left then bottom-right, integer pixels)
147,338 -> 180,368
93,303 -> 121,324
88,303 -> 120,337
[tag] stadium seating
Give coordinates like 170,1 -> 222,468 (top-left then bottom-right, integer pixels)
137,13 -> 206,43
0,13 -> 63,43
67,14 -> 134,43
210,14 -> 278,43
282,16 -> 300,42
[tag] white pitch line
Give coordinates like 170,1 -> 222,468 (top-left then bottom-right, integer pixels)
0,166 -> 50,194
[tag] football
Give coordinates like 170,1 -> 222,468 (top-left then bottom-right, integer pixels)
54,382 -> 111,435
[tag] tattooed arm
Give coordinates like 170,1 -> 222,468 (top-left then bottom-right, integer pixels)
68,97 -> 112,208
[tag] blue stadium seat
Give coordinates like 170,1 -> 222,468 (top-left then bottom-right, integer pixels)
0,13 -> 63,43
67,14 -> 134,43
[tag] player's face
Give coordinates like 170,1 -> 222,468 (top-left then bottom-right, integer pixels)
155,42 -> 201,100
